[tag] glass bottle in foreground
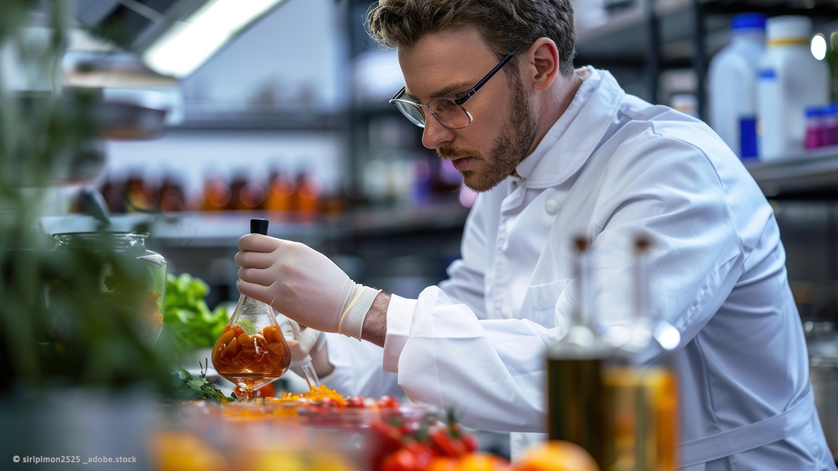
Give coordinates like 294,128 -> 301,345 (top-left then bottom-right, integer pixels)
548,235 -> 681,471
547,235 -> 618,469
211,218 -> 292,401
604,235 -> 680,471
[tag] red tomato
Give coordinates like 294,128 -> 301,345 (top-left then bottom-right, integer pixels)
429,425 -> 468,457
370,421 -> 406,471
381,444 -> 435,471
345,395 -> 366,408
462,434 -> 480,453
381,448 -> 420,471
232,382 -> 276,398
377,395 -> 400,409
305,405 -> 333,415
370,420 -> 404,453
315,397 -> 341,410
256,382 -> 276,398
404,441 -> 437,467
400,420 -> 421,435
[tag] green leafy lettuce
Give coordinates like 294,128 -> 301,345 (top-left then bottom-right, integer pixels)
162,273 -> 229,353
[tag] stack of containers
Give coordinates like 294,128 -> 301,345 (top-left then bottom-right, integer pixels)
804,105 -> 833,149
709,13 -> 766,160
757,16 -> 830,161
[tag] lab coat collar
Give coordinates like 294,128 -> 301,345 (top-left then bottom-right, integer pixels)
514,67 -> 625,189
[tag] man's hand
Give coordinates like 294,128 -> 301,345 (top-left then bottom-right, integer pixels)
278,315 -> 334,379
278,316 -> 325,362
235,234 -> 379,339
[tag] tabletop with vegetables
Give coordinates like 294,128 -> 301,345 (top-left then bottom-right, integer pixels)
162,273 -> 599,471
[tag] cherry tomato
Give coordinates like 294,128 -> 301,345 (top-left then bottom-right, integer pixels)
400,420 -> 421,435
233,382 -> 276,399
345,395 -> 366,408
462,434 -> 480,453
404,441 -> 437,467
429,425 -> 468,457
380,441 -> 435,471
305,405 -> 333,415
370,420 -> 404,453
315,397 -> 341,410
381,448 -> 422,471
370,420 -> 405,471
256,382 -> 276,398
377,395 -> 400,409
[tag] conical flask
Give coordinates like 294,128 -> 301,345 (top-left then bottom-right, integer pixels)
212,218 -> 292,400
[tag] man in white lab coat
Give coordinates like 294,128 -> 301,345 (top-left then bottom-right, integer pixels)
235,0 -> 836,469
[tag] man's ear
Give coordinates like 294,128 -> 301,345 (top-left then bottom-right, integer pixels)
525,38 -> 560,91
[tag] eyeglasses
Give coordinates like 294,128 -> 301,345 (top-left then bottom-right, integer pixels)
389,54 -> 514,129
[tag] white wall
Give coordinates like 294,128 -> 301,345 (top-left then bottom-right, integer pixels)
179,0 -> 349,112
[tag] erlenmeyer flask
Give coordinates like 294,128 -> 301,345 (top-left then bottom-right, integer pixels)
211,219 -> 292,401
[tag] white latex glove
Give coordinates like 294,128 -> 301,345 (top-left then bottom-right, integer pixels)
236,234 -> 380,339
277,314 -> 326,362
277,314 -> 328,387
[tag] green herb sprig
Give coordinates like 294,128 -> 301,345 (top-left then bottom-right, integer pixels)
172,361 -> 234,404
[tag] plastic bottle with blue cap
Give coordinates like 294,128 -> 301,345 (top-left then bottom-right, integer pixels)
757,16 -> 830,161
708,12 -> 767,160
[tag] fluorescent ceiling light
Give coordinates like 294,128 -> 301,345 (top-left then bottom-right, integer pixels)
142,0 -> 286,78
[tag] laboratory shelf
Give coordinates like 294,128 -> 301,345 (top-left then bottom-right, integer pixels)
42,200 -> 471,248
745,147 -> 838,198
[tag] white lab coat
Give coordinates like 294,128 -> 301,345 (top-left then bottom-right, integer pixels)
322,67 -> 836,470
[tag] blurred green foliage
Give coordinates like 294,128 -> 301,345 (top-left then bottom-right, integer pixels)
0,0 -> 174,395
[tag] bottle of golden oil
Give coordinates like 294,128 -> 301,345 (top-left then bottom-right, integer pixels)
546,235 -> 618,469
604,235 -> 680,471
547,235 -> 680,471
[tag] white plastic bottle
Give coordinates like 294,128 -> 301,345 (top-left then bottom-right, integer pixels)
708,13 -> 766,159
757,16 -> 830,162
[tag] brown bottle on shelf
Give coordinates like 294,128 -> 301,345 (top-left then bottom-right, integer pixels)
201,174 -> 232,211
261,168 -> 295,213
227,174 -> 247,211
228,173 -> 266,211
158,176 -> 186,212
99,175 -> 126,213
124,172 -> 155,212
293,169 -> 321,221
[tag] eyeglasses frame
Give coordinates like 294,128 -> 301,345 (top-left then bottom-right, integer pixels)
389,53 -> 515,129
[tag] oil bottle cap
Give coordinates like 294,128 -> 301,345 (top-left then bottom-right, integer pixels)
251,218 -> 269,235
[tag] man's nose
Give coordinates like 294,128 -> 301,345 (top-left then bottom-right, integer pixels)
421,115 -> 455,150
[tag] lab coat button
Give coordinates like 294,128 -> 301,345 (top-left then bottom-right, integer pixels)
545,199 -> 560,215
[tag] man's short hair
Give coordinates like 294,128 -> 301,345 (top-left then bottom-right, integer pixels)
366,0 -> 576,77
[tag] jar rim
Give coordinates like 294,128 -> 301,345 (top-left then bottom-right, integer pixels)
52,231 -> 150,239
52,232 -> 151,248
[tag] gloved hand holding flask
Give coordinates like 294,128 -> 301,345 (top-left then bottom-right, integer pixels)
235,234 -> 381,340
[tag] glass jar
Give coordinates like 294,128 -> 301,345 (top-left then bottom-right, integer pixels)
52,232 -> 168,343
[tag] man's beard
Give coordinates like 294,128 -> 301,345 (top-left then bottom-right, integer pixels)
438,73 -> 537,192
